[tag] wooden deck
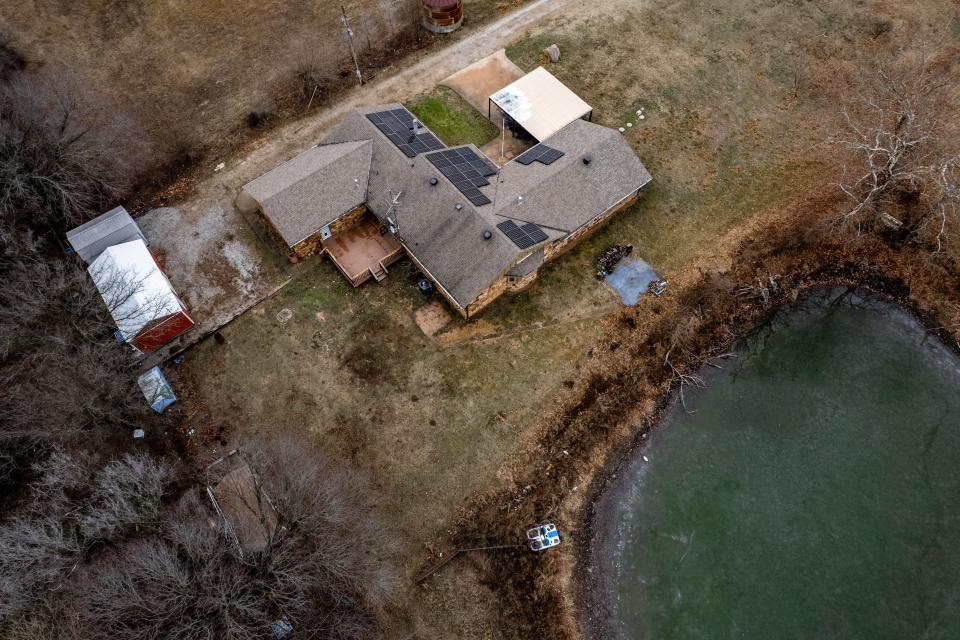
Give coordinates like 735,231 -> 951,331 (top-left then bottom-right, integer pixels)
322,216 -> 403,286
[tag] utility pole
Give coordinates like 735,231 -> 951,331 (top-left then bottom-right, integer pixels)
340,6 -> 363,86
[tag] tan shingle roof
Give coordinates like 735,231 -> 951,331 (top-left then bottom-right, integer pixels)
323,106 -> 522,308
489,120 -> 653,232
319,105 -> 652,309
241,140 -> 372,247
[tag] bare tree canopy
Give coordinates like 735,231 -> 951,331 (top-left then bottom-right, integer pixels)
0,234 -> 151,455
0,451 -> 174,621
0,73 -> 127,234
74,438 -> 397,640
834,53 -> 960,251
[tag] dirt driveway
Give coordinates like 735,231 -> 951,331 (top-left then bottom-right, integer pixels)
137,203 -> 290,367
441,48 -> 525,114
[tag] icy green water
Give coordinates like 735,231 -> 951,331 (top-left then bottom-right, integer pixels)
599,290 -> 960,639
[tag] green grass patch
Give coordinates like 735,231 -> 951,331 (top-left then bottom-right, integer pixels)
406,86 -> 498,148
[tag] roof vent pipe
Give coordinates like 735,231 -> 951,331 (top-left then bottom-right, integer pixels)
582,154 -> 593,165
430,176 -> 438,186
483,230 -> 492,240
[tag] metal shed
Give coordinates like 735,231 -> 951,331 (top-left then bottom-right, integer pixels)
66,206 -> 146,264
489,67 -> 593,141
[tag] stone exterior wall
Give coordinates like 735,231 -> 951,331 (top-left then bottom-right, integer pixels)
292,232 -> 323,258
403,245 -> 469,317
257,209 -> 291,255
465,273 -> 511,318
507,269 -> 539,291
289,203 -> 368,259
406,191 -> 642,319
329,204 -> 367,234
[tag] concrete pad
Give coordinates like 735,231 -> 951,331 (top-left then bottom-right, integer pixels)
479,130 -> 535,165
442,49 -> 525,117
415,302 -> 452,337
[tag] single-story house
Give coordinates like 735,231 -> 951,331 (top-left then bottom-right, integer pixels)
239,89 -> 651,318
88,239 -> 194,353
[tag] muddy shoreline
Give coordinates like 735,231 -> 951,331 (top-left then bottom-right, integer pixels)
447,204 -> 960,639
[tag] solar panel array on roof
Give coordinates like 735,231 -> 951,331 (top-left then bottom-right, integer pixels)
426,147 -> 498,206
366,109 -> 445,158
496,220 -> 549,249
515,144 -> 565,166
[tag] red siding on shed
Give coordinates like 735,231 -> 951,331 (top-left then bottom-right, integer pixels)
131,309 -> 194,354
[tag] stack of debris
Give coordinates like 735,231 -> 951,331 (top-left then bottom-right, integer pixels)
596,244 -> 633,279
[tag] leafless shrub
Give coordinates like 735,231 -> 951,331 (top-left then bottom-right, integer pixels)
78,439 -> 395,640
78,454 -> 174,542
277,41 -> 343,113
78,491 -> 274,640
833,54 -> 960,251
0,235 -> 153,448
23,448 -> 92,516
1,598 -> 81,640
0,450 -> 173,626
0,73 -> 127,234
0,516 -> 81,620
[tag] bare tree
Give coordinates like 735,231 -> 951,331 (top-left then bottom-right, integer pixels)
78,453 -> 175,542
0,517 -> 80,620
77,438 -> 396,640
833,55 -> 960,250
0,450 -> 173,623
0,72 -> 127,234
0,234 -> 156,451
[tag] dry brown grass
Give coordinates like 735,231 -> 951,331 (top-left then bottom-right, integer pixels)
2,0 -> 521,198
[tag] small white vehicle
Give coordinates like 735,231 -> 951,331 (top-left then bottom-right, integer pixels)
527,523 -> 561,552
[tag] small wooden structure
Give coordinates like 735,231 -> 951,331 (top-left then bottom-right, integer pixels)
322,215 -> 403,285
206,451 -> 281,556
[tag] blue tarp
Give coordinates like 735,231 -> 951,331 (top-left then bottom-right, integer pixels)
604,256 -> 660,306
137,366 -> 176,413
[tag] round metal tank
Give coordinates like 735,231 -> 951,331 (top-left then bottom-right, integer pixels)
420,0 -> 463,33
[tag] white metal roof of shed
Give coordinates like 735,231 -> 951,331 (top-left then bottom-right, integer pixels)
489,66 -> 592,141
88,239 -> 183,340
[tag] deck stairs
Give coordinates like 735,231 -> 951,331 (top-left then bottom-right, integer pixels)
369,261 -> 389,282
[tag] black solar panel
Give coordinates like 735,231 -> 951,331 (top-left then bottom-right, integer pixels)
366,109 -> 445,158
426,147 -> 498,206
515,144 -> 565,166
497,220 -> 549,249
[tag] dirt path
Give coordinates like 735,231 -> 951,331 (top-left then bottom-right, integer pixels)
190,0 -> 578,204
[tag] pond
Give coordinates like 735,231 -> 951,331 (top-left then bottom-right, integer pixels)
594,289 -> 960,639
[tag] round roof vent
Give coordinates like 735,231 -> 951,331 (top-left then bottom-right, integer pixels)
582,154 -> 593,165
483,230 -> 493,240
430,176 -> 438,186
